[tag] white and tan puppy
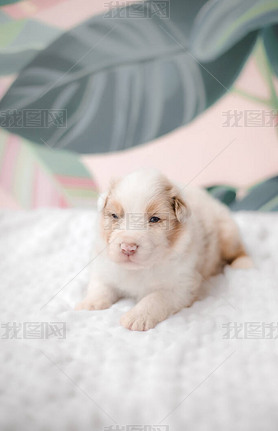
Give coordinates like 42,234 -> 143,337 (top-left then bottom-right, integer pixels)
76,169 -> 252,331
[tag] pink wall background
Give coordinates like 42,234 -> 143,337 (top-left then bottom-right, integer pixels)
83,55 -> 278,191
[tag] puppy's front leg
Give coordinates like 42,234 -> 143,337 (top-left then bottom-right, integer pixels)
120,288 -> 195,331
75,281 -> 120,311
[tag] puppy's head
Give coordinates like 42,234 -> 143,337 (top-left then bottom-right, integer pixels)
99,169 -> 189,269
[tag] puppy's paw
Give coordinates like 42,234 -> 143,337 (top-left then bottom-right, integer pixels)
230,255 -> 254,269
75,296 -> 113,311
120,309 -> 158,331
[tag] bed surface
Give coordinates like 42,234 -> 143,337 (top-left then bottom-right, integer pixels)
1,209 -> 278,431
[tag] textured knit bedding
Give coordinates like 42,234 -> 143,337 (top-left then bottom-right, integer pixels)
1,209 -> 278,431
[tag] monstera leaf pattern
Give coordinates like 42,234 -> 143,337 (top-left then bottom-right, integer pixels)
0,0 -> 278,208
2,0 -> 276,153
0,14 -> 61,76
0,129 -> 98,208
190,0 -> 278,62
263,24 -> 278,76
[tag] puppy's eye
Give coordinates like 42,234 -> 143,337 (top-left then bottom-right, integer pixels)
149,216 -> 160,223
111,213 -> 119,219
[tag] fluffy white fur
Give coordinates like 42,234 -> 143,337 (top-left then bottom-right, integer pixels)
76,169 -> 252,330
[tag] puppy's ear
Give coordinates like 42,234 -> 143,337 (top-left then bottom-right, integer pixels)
171,190 -> 190,223
97,191 -> 108,212
97,178 -> 120,212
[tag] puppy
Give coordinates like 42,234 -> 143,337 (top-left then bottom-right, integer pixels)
76,169 -> 252,331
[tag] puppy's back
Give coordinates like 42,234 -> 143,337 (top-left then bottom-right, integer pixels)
181,186 -> 252,276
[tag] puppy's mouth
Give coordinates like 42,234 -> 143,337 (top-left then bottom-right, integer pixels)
120,254 -> 145,268
109,250 -> 148,269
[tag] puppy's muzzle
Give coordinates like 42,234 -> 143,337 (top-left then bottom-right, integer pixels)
120,242 -> 138,256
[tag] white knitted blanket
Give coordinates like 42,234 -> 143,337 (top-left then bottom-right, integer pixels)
1,209 -> 278,431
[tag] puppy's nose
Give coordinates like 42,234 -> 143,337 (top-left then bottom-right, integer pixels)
121,242 -> 138,256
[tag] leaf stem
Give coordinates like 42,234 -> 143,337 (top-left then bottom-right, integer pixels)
231,87 -> 270,106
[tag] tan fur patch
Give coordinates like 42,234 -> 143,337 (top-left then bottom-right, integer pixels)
146,197 -> 169,219
146,181 -> 187,248
105,198 -> 124,218
101,196 -> 124,243
167,218 -> 185,247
